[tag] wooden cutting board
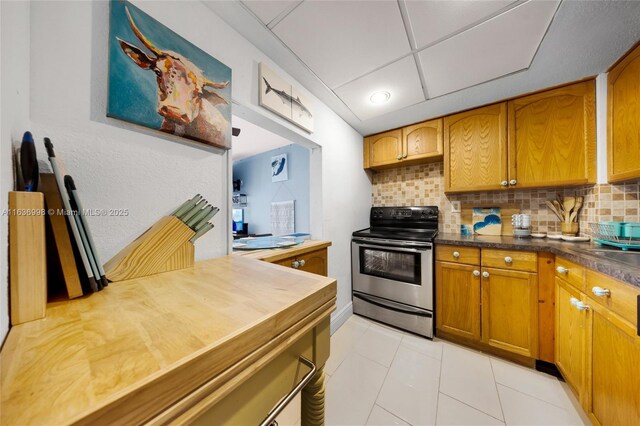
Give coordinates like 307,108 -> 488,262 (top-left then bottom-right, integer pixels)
40,173 -> 83,299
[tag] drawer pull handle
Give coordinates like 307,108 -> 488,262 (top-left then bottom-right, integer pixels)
260,356 -> 317,426
299,259 -> 306,267
556,266 -> 568,274
292,261 -> 300,268
504,256 -> 513,263
453,251 -> 460,258
473,270 -> 480,277
575,301 -> 590,311
482,271 -> 490,278
591,286 -> 610,297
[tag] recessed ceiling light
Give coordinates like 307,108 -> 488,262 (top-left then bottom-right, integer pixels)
370,91 -> 391,104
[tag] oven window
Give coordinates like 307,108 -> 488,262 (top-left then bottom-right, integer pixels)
359,247 -> 421,285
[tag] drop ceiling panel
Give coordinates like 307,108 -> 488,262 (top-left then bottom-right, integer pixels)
334,56 -> 425,121
272,1 -> 411,89
404,0 -> 518,49
418,0 -> 559,98
241,1 -> 300,26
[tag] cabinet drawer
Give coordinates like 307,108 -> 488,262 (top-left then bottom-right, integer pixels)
482,249 -> 537,272
436,245 -> 480,265
586,269 -> 640,327
554,256 -> 585,292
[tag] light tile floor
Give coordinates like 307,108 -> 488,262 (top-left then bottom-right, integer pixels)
323,315 -> 590,426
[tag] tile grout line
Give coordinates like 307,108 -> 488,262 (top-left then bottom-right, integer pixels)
489,357 -> 581,413
489,359 -> 508,423
366,332 -> 404,425
438,391 -> 506,424
433,343 -> 446,426
496,381 -> 579,415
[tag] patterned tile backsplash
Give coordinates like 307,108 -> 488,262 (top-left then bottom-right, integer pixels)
372,162 -> 640,235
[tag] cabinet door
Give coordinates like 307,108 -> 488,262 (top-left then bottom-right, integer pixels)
297,249 -> 327,277
444,103 -> 508,193
555,278 -> 586,400
507,81 -> 596,188
481,267 -> 538,358
435,261 -> 481,341
275,256 -> 295,269
369,129 -> 402,168
587,302 -> 640,425
608,43 -> 640,182
402,119 -> 443,162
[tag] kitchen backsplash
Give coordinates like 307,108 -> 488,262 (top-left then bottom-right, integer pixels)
372,162 -> 639,235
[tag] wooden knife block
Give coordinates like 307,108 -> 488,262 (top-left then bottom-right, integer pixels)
104,216 -> 195,282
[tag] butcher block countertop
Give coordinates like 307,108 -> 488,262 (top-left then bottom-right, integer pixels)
233,240 -> 331,263
0,255 -> 337,425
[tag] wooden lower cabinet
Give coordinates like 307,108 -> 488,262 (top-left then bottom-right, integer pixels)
436,261 -> 481,341
481,267 -> 538,358
555,278 -> 587,401
436,257 -> 538,359
587,301 -> 640,426
276,248 -> 328,277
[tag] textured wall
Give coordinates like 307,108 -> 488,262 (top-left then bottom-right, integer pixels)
233,144 -> 310,235
372,162 -> 639,235
0,1 -> 31,344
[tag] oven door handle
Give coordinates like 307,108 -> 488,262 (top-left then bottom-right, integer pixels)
353,240 -> 431,252
353,293 -> 433,318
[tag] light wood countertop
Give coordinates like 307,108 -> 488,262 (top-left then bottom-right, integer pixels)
233,240 -> 332,263
0,255 -> 336,425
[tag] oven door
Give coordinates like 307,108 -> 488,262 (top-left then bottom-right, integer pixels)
351,238 -> 433,310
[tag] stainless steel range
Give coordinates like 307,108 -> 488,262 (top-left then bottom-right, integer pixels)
352,206 -> 438,338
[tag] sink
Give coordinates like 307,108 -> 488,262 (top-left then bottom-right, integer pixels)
575,248 -> 640,268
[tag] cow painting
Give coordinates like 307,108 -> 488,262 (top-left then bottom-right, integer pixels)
108,1 -> 232,149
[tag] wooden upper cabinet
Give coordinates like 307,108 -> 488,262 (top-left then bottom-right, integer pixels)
368,129 -> 402,168
364,120 -> 443,170
402,118 -> 443,162
444,103 -> 508,193
507,81 -> 596,189
608,42 -> 640,182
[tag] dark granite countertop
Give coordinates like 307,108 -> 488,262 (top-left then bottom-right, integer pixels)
435,233 -> 640,289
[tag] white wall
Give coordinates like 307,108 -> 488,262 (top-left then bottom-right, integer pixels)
0,0 -> 372,342
233,144 -> 311,235
1,1 -> 31,345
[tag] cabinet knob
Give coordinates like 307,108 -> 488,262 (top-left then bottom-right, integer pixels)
556,266 -> 568,274
504,256 -> 513,264
482,271 -> 490,278
575,301 -> 590,311
501,181 -> 508,187
397,154 -> 402,160
509,179 -> 517,185
453,251 -> 460,258
591,286 -> 610,297
403,153 -> 407,159
299,259 -> 306,267
292,261 -> 300,268
473,270 -> 480,277
570,297 -> 579,306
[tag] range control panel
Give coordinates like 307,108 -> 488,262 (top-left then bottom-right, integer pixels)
370,206 -> 439,225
